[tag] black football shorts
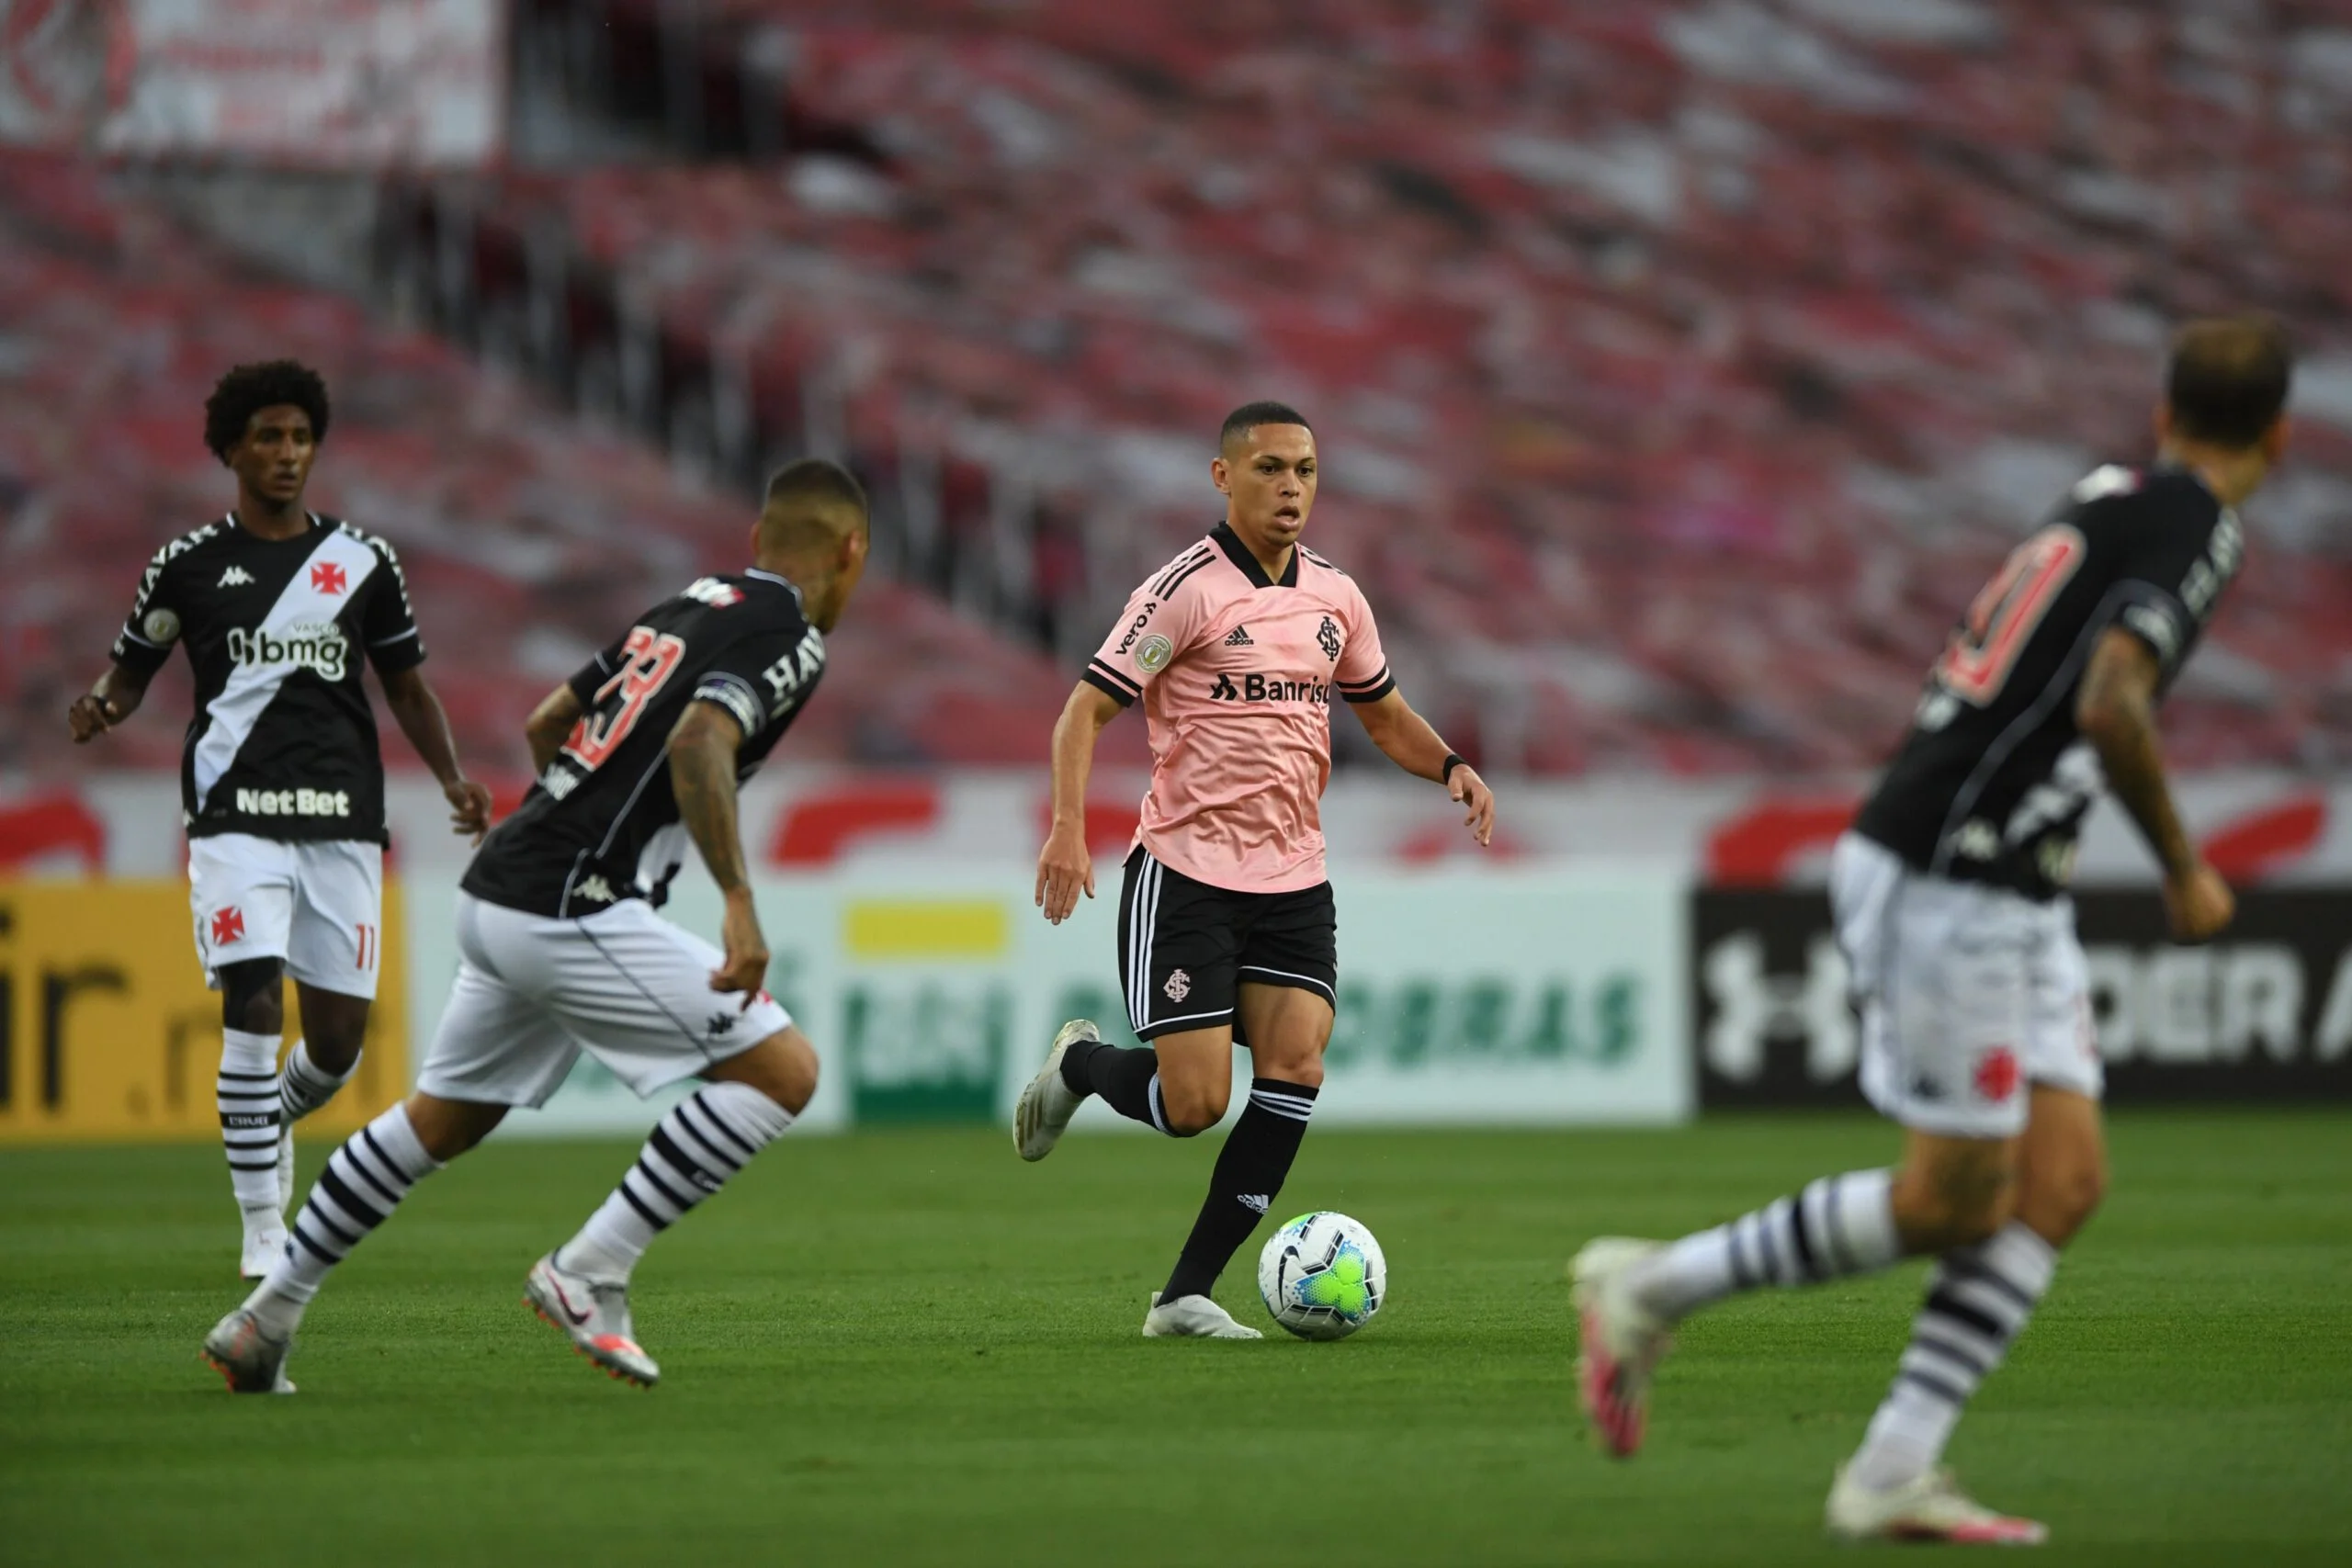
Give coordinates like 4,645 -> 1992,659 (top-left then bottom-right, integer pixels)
1115,843 -> 1338,1041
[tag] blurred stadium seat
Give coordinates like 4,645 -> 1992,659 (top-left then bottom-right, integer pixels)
0,148 -> 1091,781
410,0 -> 2352,774
10,5 -> 2352,780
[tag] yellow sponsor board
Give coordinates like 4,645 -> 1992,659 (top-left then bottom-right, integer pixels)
0,879 -> 408,1144
842,898 -> 1009,960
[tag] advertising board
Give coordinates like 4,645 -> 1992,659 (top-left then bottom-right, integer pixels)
400,867 -> 1691,1136
1693,886 -> 2352,1106
0,0 -> 503,164
0,877 -> 408,1142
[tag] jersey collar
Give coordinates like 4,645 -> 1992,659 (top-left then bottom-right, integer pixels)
1210,521 -> 1298,589
744,566 -> 807,605
222,509 -> 323,541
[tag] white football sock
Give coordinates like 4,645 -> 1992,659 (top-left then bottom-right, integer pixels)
1848,1221 -> 2058,1491
248,1103 -> 440,1337
1627,1168 -> 1902,1321
278,1039 -> 359,1122
560,1083 -> 794,1284
218,1029 -> 283,1218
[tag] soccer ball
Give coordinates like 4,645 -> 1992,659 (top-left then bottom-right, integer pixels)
1257,1211 -> 1385,1340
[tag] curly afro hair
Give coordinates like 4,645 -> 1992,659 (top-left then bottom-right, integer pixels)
203,359 -> 332,465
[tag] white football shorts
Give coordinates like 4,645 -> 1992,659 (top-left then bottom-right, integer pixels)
415,891 -> 793,1109
188,833 -> 385,999
1829,832 -> 2100,1139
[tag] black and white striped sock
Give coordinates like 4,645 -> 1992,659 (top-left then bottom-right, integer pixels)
278,1039 -> 358,1123
1627,1168 -> 1903,1320
248,1104 -> 440,1335
559,1083 -> 795,1283
217,1029 -> 282,1215
1848,1221 -> 2058,1490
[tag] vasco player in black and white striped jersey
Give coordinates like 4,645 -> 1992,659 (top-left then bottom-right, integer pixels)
68,361 -> 492,1282
1573,318 -> 2292,1544
205,459 -> 868,1393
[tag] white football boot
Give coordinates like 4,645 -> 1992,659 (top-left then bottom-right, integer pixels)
526,1253 -> 660,1387
202,1306 -> 296,1394
239,1210 -> 289,1281
1142,1291 -> 1262,1339
1826,1464 -> 2049,1545
1570,1237 -> 1673,1458
1012,1020 -> 1096,1162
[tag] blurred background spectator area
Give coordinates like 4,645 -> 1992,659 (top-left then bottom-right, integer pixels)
6,0 -> 2352,783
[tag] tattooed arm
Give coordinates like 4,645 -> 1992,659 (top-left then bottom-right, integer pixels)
668,702 -> 765,1002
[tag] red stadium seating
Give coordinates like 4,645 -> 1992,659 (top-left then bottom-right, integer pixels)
13,0 -> 2352,780
0,150 -> 1098,782
429,1 -> 2352,774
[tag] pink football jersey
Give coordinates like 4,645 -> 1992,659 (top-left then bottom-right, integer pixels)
1085,524 -> 1395,893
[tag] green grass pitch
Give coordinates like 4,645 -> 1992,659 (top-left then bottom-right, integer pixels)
4,1112 -> 2347,1566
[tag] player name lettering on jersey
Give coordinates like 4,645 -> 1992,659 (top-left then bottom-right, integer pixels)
234,786 -> 353,818
761,627 -> 827,703
226,622 -> 350,681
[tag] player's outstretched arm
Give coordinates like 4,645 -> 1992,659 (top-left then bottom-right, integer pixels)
66,662 -> 153,743
2076,626 -> 2232,942
379,665 -> 493,841
668,701 -> 766,1004
1351,689 -> 1494,847
1037,682 -> 1123,924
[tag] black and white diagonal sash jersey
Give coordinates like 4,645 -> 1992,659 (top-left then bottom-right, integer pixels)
1854,465 -> 2245,900
110,513 -> 426,845
460,569 -> 828,919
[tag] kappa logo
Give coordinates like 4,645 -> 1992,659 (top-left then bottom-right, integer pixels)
209,907 -> 246,946
309,560 -> 348,596
573,874 -> 617,904
217,566 -> 256,588
683,576 -> 744,608
1163,968 -> 1193,1003
707,1012 -> 739,1038
1223,625 -> 1254,648
1317,615 -> 1342,661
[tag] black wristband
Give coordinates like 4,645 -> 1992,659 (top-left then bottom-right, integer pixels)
1441,752 -> 1467,784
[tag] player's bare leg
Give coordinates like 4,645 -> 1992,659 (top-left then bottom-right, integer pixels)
534,1027 -> 817,1387
205,1091 -> 503,1391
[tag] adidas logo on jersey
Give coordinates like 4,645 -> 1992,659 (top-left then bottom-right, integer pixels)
217,566 -> 256,587
1223,625 -> 1254,647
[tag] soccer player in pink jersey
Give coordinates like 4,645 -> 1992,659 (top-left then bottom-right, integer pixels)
1015,401 -> 1497,1338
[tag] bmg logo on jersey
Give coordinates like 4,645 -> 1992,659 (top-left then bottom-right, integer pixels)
1208,671 -> 1331,705
227,621 -> 349,681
